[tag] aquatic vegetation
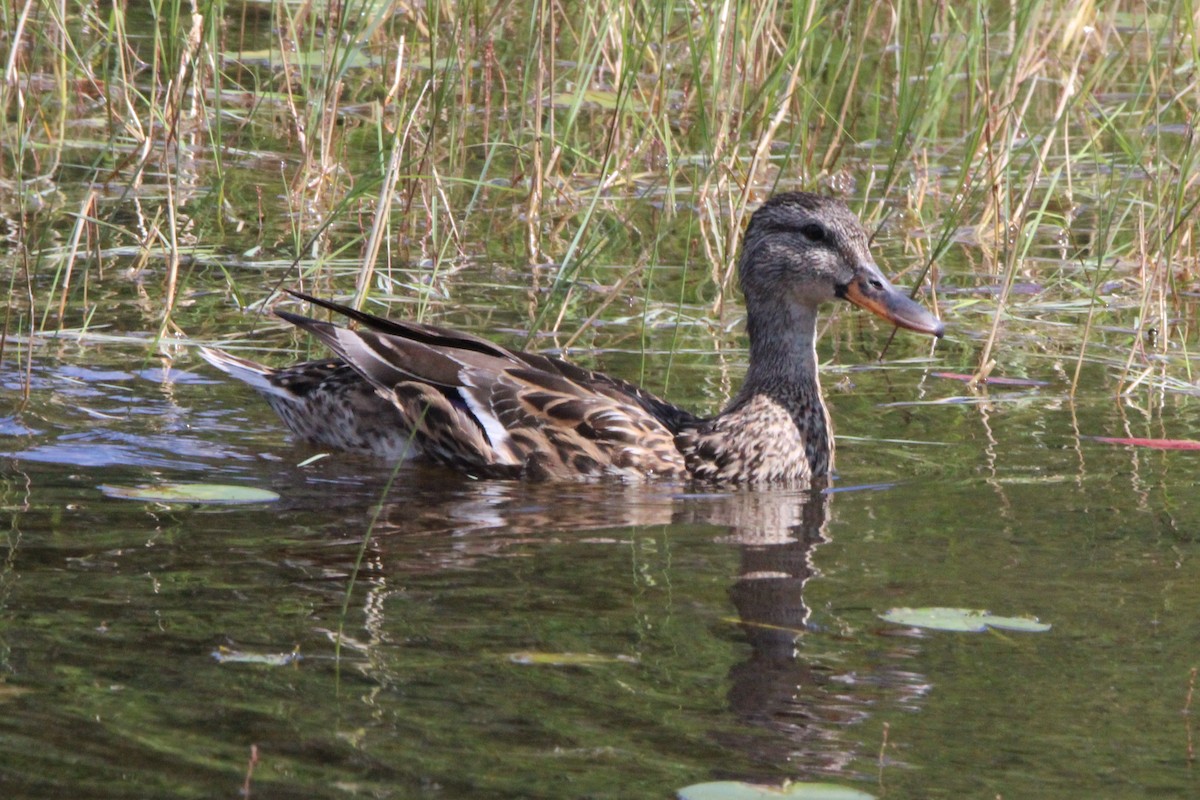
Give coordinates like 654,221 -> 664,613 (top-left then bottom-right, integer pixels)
0,1 -> 1195,406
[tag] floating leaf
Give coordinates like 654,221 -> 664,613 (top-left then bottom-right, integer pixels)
880,607 -> 1050,633
678,780 -> 875,800
1093,436 -> 1200,450
212,646 -> 302,666
100,483 -> 280,505
982,615 -> 1053,632
507,651 -> 637,666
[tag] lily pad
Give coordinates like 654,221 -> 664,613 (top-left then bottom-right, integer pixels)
212,646 -> 302,666
507,651 -> 638,666
678,781 -> 875,800
100,483 -> 280,505
880,607 -> 1050,633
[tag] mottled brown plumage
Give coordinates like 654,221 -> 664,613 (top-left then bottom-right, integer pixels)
200,192 -> 943,484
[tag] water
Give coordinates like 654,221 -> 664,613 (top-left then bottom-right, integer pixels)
2,337 -> 1198,798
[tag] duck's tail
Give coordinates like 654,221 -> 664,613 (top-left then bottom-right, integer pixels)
197,347 -> 292,400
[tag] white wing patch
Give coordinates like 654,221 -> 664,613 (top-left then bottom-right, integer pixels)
459,374 -> 517,461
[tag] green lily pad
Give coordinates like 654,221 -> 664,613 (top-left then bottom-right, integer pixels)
678,781 -> 875,800
880,607 -> 1050,633
212,646 -> 301,666
507,651 -> 638,666
100,483 -> 280,505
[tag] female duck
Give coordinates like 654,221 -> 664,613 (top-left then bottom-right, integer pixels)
201,192 -> 943,484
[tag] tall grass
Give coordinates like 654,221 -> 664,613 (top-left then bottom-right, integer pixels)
0,0 -> 1197,397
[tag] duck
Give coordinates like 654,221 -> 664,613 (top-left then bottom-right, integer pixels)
200,192 -> 943,484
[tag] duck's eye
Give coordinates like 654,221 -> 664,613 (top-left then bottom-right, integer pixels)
799,223 -> 826,242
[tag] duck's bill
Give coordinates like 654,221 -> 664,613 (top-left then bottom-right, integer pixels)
841,270 -> 945,338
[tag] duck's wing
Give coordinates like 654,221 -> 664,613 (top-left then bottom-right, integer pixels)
277,308 -> 689,480
285,291 -> 699,433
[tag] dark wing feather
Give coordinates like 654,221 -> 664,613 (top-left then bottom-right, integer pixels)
282,291 -> 698,433
277,310 -> 476,389
286,290 -> 526,362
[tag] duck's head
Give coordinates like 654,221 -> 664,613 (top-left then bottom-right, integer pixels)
739,192 -> 944,338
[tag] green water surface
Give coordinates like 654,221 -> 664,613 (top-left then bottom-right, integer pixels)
2,342 -> 1197,798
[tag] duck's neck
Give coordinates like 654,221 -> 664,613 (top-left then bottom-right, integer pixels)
737,299 -> 833,473
742,299 -> 822,397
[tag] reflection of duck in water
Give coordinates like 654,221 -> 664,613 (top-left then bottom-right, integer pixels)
311,475 -> 896,779
202,192 -> 942,484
